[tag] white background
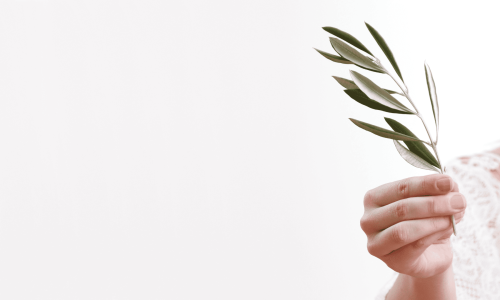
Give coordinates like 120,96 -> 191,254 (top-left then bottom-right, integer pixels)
0,0 -> 498,299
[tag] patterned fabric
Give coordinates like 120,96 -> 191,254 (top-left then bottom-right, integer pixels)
375,151 -> 500,299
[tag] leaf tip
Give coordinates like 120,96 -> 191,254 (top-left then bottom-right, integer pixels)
384,117 -> 397,126
348,70 -> 356,81
348,69 -> 359,77
333,76 -> 343,84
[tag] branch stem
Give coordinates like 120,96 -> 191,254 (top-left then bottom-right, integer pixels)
383,66 -> 457,235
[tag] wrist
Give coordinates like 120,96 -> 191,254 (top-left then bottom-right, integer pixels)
387,265 -> 456,300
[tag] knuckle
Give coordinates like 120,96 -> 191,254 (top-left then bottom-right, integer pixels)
397,180 -> 411,199
426,196 -> 437,215
364,190 -> 374,207
394,200 -> 408,219
359,214 -> 372,233
431,216 -> 449,231
421,176 -> 430,194
412,238 -> 426,249
366,241 -> 378,257
390,226 -> 409,244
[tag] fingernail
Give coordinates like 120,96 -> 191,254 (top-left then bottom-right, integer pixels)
451,195 -> 465,209
437,178 -> 451,192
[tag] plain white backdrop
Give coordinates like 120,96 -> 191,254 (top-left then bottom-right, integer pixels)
0,0 -> 498,299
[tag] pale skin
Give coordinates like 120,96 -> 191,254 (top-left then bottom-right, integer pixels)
361,173 -> 465,299
362,146 -> 500,299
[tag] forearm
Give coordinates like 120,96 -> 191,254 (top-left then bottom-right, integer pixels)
386,266 -> 456,300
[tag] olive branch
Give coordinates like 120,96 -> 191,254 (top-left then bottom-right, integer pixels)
315,23 -> 457,235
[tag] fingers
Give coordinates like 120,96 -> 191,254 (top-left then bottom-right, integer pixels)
390,209 -> 465,260
364,208 -> 464,259
381,227 -> 454,278
361,192 -> 466,232
364,174 -> 458,208
381,209 -> 464,278
367,214 -> 455,257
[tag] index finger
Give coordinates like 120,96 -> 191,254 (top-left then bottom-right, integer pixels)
364,174 -> 458,208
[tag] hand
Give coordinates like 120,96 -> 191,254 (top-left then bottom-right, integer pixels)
360,174 -> 466,278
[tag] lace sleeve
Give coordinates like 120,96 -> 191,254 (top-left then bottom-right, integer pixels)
446,152 -> 500,299
374,152 -> 500,300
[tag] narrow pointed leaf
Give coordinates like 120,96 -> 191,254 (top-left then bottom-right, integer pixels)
333,76 -> 358,89
425,62 -> 439,137
355,64 -> 385,74
349,118 -> 426,142
385,117 -> 441,168
314,48 -> 353,64
365,22 -> 404,83
349,70 -> 414,113
322,26 -> 373,55
344,90 -> 412,114
387,90 -> 405,96
333,76 -> 401,95
393,140 -> 439,172
330,38 -> 383,72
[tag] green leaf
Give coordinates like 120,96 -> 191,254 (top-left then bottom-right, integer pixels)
344,90 -> 412,114
384,117 -> 441,168
314,48 -> 353,65
333,76 -> 358,89
425,62 -> 439,139
322,26 -> 373,55
349,118 -> 426,142
386,89 -> 404,96
393,140 -> 440,172
330,38 -> 383,72
365,22 -> 404,83
333,76 -> 402,95
349,70 -> 414,113
355,65 -> 385,74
